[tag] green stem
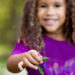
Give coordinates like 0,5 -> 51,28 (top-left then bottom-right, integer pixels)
37,57 -> 49,75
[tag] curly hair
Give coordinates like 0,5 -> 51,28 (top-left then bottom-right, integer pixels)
18,0 -> 75,56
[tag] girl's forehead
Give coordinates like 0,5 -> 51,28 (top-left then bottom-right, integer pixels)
38,0 -> 65,4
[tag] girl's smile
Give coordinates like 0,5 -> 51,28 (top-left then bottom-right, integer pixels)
37,0 -> 66,34
43,19 -> 58,25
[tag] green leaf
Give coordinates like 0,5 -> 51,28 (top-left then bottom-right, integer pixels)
42,57 -> 49,61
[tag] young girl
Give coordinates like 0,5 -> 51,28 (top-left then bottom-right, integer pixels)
7,0 -> 75,74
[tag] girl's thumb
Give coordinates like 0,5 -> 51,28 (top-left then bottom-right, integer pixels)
18,61 -> 24,71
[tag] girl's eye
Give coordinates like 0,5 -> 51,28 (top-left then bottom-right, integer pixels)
40,5 -> 47,8
55,4 -> 61,8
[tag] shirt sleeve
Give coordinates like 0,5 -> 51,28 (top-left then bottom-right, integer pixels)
10,41 -> 30,56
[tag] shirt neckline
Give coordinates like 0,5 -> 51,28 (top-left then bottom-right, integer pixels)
43,35 -> 68,44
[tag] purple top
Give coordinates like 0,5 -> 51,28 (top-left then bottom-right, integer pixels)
10,35 -> 75,75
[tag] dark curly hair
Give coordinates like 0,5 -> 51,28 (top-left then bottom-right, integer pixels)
18,0 -> 75,56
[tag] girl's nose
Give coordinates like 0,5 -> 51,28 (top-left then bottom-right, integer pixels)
46,7 -> 55,16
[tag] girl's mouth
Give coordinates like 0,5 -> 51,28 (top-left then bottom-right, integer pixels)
43,19 -> 57,25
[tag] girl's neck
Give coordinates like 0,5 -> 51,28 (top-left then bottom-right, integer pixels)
45,32 -> 66,41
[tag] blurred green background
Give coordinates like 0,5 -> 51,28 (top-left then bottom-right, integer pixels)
0,0 -> 27,75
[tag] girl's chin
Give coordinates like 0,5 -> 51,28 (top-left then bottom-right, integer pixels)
45,27 -> 60,33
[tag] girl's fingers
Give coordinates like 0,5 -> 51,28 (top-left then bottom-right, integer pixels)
23,58 -> 38,70
18,61 -> 24,71
30,50 -> 43,63
26,54 -> 40,65
38,53 -> 43,59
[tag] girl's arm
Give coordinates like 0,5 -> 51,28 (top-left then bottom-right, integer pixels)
7,53 -> 24,73
7,42 -> 28,73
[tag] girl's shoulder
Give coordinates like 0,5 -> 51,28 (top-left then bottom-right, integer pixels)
16,40 -> 28,47
10,41 -> 30,56
15,40 -> 30,51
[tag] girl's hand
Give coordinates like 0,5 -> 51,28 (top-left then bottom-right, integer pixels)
18,50 -> 43,71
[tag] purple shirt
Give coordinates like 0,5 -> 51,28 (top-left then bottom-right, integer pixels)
10,35 -> 75,75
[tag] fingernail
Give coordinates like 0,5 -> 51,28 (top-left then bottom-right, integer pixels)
35,67 -> 38,70
40,61 -> 43,64
20,67 -> 23,71
40,55 -> 43,58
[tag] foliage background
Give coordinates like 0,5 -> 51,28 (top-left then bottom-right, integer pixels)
0,0 -> 27,75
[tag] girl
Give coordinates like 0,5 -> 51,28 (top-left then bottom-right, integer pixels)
7,0 -> 75,75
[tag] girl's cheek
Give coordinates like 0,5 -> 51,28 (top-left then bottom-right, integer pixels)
38,8 -> 46,15
57,8 -> 66,22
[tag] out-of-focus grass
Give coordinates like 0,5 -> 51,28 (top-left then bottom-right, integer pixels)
0,56 -> 8,67
0,56 -> 8,75
0,44 -> 13,67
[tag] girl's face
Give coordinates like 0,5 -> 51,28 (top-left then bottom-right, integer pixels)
37,0 -> 66,34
